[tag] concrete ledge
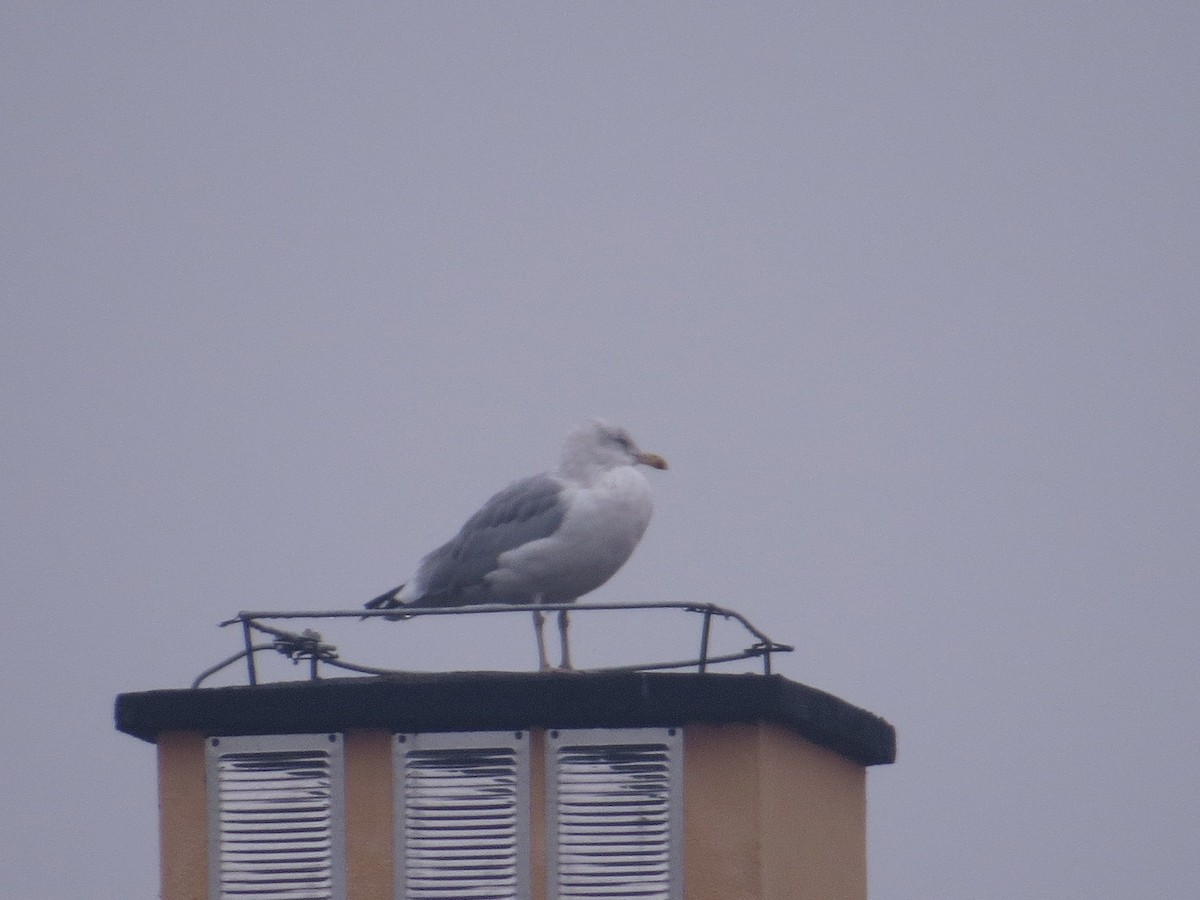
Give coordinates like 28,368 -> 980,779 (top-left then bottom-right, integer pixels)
115,671 -> 896,766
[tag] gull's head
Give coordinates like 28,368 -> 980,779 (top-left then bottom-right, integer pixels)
558,419 -> 669,479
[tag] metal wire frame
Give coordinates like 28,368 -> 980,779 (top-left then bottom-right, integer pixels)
193,601 -> 794,688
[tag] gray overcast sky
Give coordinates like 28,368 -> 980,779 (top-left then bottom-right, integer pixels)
3,3 -> 1197,898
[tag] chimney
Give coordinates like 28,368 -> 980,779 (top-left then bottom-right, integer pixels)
116,668 -> 895,900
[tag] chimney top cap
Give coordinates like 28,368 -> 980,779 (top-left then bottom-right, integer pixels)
115,670 -> 895,766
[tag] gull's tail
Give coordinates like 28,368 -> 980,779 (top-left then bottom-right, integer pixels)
363,584 -> 411,621
365,585 -> 405,611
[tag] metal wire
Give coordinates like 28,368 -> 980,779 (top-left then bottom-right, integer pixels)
193,600 -> 793,688
191,644 -> 275,689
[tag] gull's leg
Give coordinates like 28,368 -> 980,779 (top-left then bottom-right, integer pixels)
558,609 -> 572,670
533,608 -> 551,672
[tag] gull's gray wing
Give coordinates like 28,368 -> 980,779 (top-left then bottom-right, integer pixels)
411,473 -> 567,606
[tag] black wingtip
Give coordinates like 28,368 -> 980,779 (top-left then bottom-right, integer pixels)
364,584 -> 405,611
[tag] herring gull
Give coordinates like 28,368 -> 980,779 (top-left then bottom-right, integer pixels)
365,419 -> 668,670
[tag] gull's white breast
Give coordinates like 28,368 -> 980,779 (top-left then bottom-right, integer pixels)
488,466 -> 653,601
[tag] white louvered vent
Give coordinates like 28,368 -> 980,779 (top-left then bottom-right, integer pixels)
394,730 -> 531,900
206,733 -> 345,900
548,727 -> 683,900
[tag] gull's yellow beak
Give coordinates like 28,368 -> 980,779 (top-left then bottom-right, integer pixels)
636,451 -> 669,470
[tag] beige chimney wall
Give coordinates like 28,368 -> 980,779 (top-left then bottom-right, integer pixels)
156,721 -> 868,900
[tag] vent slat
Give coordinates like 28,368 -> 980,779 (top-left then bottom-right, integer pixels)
396,733 -> 530,900
207,736 -> 344,900
550,730 -> 681,900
